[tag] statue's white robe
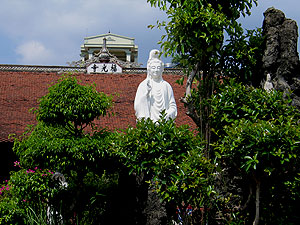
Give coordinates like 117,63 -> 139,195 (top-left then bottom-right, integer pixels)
134,78 -> 177,122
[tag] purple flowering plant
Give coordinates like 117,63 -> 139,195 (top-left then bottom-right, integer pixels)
0,162 -> 57,224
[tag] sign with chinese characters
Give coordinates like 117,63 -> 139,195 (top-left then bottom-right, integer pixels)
87,63 -> 122,74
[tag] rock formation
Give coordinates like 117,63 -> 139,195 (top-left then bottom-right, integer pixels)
262,7 -> 300,108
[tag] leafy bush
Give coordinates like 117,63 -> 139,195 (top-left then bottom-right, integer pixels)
210,79 -> 299,136
215,117 -> 300,224
0,164 -> 57,225
13,123 -> 116,175
35,74 -> 113,134
115,117 -> 216,223
115,117 -> 197,174
211,80 -> 300,224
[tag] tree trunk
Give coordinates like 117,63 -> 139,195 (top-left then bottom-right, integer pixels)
253,180 -> 260,225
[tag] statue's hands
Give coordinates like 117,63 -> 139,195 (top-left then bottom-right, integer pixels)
147,80 -> 152,95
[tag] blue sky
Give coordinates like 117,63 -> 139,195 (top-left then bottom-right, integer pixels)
0,0 -> 298,67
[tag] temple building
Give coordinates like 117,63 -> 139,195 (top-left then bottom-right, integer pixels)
0,39 -> 186,181
80,33 -> 138,63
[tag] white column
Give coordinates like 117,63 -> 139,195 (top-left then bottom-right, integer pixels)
125,50 -> 131,62
88,49 -> 94,59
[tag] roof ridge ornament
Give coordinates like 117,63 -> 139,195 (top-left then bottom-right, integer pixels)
95,38 -> 111,63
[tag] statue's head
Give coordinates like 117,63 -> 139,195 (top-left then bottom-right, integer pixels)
147,49 -> 161,78
148,58 -> 164,81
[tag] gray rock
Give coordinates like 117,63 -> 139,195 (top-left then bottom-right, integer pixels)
262,7 -> 300,109
144,189 -> 167,225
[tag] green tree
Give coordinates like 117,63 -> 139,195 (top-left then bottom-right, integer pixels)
220,28 -> 264,85
148,0 -> 259,155
14,74 -> 115,176
148,1 -> 300,224
211,80 -> 300,224
4,75 -> 117,224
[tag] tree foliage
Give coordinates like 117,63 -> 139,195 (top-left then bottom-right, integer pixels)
115,116 -> 198,175
220,28 -> 264,85
215,118 -> 300,224
13,123 -> 116,175
115,116 -> 215,223
14,74 -> 116,192
147,0 -> 261,154
1,75 -> 118,224
0,167 -> 57,224
148,0 -> 258,69
2,74 -> 215,225
210,79 -> 299,134
35,74 -> 113,135
211,80 -> 300,224
147,2 -> 300,222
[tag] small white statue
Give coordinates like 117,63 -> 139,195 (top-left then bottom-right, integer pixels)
134,50 -> 177,122
264,73 -> 273,92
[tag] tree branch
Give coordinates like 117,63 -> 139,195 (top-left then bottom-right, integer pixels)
180,63 -> 201,127
240,185 -> 253,211
184,63 -> 200,100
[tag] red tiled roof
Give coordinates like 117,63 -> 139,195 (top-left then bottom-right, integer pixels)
0,71 -> 196,142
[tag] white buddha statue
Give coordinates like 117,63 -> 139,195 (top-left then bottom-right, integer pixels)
264,73 -> 274,92
134,50 -> 177,122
